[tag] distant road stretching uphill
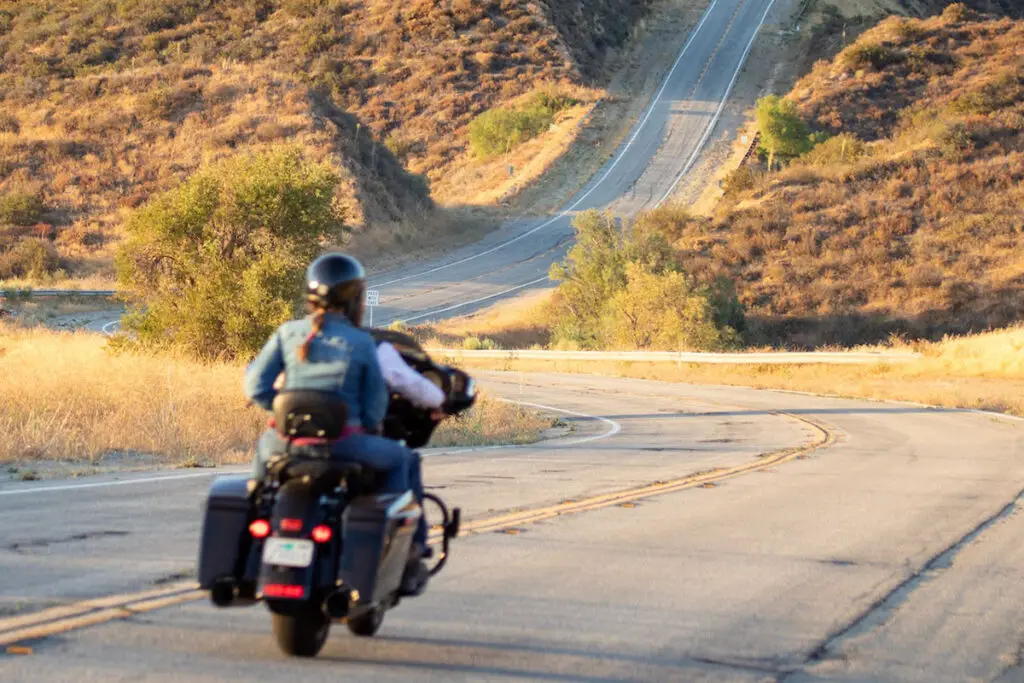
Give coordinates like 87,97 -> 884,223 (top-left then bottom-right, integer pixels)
368,0 -> 778,326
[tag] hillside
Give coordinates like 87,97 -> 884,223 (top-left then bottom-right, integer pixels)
0,0 -> 649,283
662,8 -> 1023,346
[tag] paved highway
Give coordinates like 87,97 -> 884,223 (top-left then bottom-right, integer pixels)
369,0 -> 780,326
1,373 -> 1022,682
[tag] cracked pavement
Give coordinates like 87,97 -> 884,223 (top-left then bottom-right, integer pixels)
0,375 -> 1022,682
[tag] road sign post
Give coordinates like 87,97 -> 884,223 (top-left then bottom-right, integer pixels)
366,289 -> 379,327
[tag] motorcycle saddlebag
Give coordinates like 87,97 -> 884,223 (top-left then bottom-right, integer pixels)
339,491 -> 421,603
197,475 -> 253,590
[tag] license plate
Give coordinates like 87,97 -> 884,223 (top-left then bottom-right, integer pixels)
262,537 -> 315,568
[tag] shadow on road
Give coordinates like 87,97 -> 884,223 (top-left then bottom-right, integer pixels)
320,633 -> 729,682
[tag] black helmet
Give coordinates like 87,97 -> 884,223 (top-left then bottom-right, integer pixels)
305,253 -> 367,326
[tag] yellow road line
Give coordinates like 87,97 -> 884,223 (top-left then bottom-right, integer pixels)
0,581 -> 196,634
0,413 -> 834,648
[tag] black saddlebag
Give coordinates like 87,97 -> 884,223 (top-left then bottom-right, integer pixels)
339,492 -> 421,604
197,475 -> 253,589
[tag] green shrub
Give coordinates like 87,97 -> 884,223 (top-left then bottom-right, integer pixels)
463,335 -> 499,350
0,191 -> 45,226
601,264 -> 742,351
755,95 -> 812,168
468,88 -> 576,158
839,42 -> 900,72
548,210 -> 744,350
941,3 -> 972,23
722,166 -> 763,197
115,147 -> 346,360
802,133 -> 867,166
0,238 -> 61,280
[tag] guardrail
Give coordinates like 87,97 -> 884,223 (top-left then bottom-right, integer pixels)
0,289 -> 116,299
429,349 -> 921,365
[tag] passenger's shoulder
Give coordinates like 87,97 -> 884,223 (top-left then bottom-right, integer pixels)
278,318 -> 311,339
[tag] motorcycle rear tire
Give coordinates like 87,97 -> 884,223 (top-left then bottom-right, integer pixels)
271,609 -> 331,657
346,605 -> 384,637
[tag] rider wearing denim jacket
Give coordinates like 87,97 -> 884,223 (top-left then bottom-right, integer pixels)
244,253 -> 429,595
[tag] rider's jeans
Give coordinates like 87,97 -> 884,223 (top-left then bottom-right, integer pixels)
253,430 -> 428,547
253,429 -> 409,493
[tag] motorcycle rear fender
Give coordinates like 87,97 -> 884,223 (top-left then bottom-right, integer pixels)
258,480 -> 338,602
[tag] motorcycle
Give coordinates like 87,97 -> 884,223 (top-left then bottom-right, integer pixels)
196,331 -> 476,657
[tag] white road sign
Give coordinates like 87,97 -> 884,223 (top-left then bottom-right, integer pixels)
366,290 -> 380,307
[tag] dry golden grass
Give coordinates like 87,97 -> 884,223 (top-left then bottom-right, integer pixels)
660,13 -> 1024,347
0,324 -> 554,466
440,325 -> 1024,418
412,288 -> 556,350
0,0 -> 651,285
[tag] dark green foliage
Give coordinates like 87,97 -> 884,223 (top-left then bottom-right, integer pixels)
548,210 -> 744,351
116,147 -> 347,360
0,192 -> 45,226
0,238 -> 61,280
468,89 -> 577,158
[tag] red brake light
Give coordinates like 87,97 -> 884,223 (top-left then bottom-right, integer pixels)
248,519 -> 270,539
262,584 -> 305,599
311,524 -> 333,544
279,518 -> 303,532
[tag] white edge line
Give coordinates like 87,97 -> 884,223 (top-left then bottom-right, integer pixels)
395,277 -> 550,324
498,398 -> 622,446
0,469 -> 247,497
369,0 -> 722,290
1,400 -> 621,492
423,398 -> 622,457
656,0 -> 779,206
766,388 -> 1024,425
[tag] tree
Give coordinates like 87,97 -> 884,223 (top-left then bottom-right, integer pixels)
548,211 -> 628,348
602,264 -> 742,351
756,95 -> 812,170
116,147 -> 346,359
547,209 -> 745,351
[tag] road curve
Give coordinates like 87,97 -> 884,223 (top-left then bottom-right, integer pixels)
1,373 -> 1022,682
369,0 -> 781,326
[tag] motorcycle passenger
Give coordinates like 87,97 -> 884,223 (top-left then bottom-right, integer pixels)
374,335 -> 448,590
243,253 -> 427,595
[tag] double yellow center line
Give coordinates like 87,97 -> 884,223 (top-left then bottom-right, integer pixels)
0,412 -> 833,650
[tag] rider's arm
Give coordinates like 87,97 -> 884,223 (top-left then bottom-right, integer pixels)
376,342 -> 445,410
244,327 -> 285,411
360,336 -> 389,430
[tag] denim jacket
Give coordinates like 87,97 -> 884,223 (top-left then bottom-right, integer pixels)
243,313 -> 388,429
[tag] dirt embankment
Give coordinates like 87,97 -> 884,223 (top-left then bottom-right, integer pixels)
669,10 -> 1024,347
0,0 -> 651,283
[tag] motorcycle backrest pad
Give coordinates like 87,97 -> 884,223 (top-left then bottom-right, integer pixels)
272,390 -> 348,440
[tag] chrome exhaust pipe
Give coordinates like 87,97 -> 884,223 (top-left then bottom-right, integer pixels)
323,587 -> 356,619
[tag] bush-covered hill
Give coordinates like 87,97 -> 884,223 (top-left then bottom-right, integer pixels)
0,0 -> 649,282
662,7 -> 1023,346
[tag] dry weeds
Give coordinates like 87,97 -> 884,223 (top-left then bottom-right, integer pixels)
437,325 -> 1024,418
0,324 -> 554,465
0,0 -> 651,284
663,13 -> 1024,346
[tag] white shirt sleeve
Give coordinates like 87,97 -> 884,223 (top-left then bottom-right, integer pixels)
376,342 -> 446,410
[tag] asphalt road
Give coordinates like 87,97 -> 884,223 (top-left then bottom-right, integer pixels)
368,0 -> 780,326
1,373 -> 1022,683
